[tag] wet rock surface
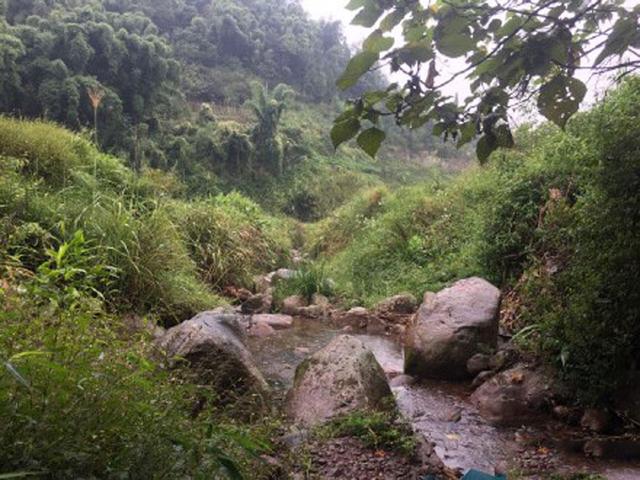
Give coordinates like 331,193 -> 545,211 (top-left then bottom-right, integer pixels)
470,364 -> 557,426
286,335 -> 394,427
157,311 -> 269,399
404,278 -> 501,380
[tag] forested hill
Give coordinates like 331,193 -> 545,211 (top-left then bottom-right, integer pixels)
0,0 -> 460,218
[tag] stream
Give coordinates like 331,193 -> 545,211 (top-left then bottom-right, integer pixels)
246,317 -> 640,479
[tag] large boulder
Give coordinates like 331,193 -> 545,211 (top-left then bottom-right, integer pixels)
286,335 -> 394,427
157,311 -> 269,399
404,277 -> 501,379
470,364 -> 555,426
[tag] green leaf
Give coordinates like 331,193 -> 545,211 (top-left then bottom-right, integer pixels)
457,121 -> 477,148
476,134 -> 498,164
494,124 -> 515,148
594,17 -> 639,65
357,127 -> 386,157
352,4 -> 384,28
396,41 -> 433,64
537,75 -> 587,129
363,30 -> 395,53
434,13 -> 475,58
4,362 -> 30,389
331,117 -> 361,149
337,51 -> 379,90
346,0 -> 366,10
380,8 -> 406,32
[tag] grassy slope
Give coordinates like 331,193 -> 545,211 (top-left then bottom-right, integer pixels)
309,78 -> 640,403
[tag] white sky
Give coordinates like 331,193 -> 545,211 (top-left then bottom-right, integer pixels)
300,0 -> 368,47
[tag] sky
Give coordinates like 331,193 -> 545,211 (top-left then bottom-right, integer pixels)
300,0 -> 368,46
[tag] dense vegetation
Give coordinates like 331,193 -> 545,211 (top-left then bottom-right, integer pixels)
0,0 -> 464,222
1,0 -> 639,478
311,78 -> 640,404
0,117 -> 292,477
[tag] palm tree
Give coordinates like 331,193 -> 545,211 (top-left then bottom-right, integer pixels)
246,82 -> 294,176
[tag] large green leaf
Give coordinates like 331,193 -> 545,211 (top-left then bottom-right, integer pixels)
537,75 -> 587,128
337,51 -> 379,90
352,4 -> 384,28
357,127 -> 386,157
380,8 -> 407,32
594,17 -> 639,65
363,30 -> 395,53
434,13 -> 475,57
331,117 -> 361,149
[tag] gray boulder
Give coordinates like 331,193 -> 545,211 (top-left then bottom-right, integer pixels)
404,277 -> 501,379
157,311 -> 269,399
470,364 -> 555,426
286,335 -> 394,427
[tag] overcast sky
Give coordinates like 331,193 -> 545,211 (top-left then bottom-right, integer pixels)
300,0 -> 368,46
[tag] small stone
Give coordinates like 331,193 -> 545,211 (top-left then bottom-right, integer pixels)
366,316 -> 387,335
471,370 -> 494,388
252,314 -> 293,330
242,293 -> 271,314
248,322 -> 276,337
281,295 -> 307,315
389,374 -> 416,388
312,293 -> 330,307
467,353 -> 492,376
580,408 -> 612,433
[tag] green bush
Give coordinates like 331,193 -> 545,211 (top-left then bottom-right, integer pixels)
0,269 -> 265,479
317,409 -> 416,456
169,193 -> 292,290
273,262 -> 335,304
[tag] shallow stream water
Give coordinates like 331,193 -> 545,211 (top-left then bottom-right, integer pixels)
246,318 -> 640,479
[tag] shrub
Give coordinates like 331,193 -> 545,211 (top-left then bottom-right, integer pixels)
0,275 -> 264,479
274,262 -> 335,304
168,193 -> 292,290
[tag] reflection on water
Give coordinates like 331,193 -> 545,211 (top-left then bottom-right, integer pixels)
246,318 -> 640,478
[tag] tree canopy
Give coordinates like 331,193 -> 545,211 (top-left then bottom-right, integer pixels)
332,0 -> 640,160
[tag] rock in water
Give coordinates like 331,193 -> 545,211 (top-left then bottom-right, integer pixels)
404,277 -> 501,380
281,295 -> 307,315
157,311 -> 269,400
286,335 -> 394,427
470,364 -> 555,426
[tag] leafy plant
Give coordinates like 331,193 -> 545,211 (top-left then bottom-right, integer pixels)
274,262 -> 335,304
334,0 -> 640,160
317,409 -> 417,456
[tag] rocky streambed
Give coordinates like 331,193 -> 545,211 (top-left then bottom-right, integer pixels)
155,274 -> 640,479
247,317 -> 640,479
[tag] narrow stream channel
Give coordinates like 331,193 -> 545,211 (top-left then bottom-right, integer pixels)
246,317 -> 640,479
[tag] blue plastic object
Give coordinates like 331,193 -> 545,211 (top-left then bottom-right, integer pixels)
462,470 -> 506,480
